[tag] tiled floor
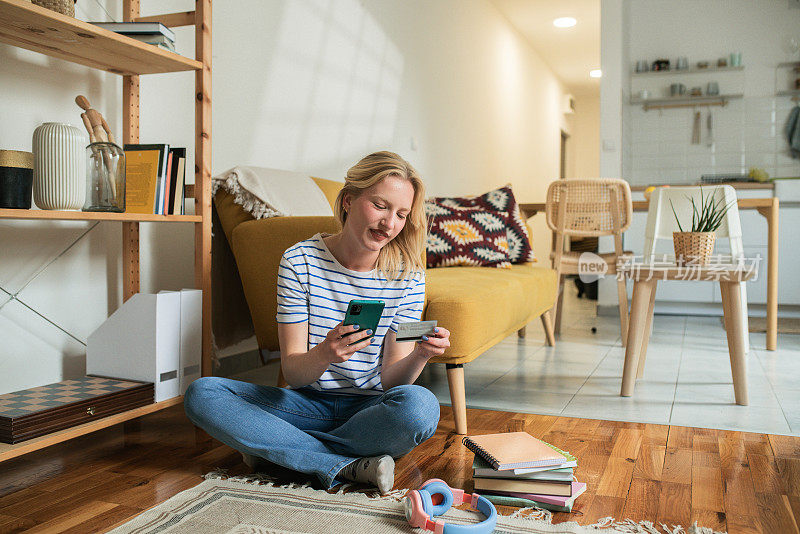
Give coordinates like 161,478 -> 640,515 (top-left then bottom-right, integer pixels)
415,285 -> 800,436
232,284 -> 800,437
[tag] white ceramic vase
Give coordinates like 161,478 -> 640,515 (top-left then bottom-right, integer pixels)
32,122 -> 87,210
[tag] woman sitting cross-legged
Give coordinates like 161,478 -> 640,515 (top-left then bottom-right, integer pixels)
184,151 -> 449,494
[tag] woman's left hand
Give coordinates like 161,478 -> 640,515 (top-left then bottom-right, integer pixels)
413,327 -> 451,359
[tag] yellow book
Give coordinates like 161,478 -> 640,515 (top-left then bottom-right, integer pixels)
124,144 -> 168,214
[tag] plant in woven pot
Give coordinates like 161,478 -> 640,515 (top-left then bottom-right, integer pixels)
669,188 -> 733,266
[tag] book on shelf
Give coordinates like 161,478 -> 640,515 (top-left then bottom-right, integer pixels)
89,22 -> 176,42
122,34 -> 176,52
160,149 -> 173,215
461,432 -> 566,471
123,144 -> 186,215
167,148 -> 186,215
472,456 -> 573,481
472,475 -> 572,496
175,155 -> 186,215
124,144 -> 169,214
482,481 -> 587,512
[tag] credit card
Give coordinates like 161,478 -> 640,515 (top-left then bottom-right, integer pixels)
396,320 -> 437,342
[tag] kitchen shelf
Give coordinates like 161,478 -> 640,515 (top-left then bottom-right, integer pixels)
0,209 -> 202,222
632,65 -> 744,77
630,93 -> 743,111
0,0 -> 201,74
777,62 -> 800,68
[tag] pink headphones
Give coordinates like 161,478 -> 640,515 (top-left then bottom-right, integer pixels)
403,478 -> 498,533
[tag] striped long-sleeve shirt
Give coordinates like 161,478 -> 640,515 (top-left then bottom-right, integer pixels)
276,233 -> 426,395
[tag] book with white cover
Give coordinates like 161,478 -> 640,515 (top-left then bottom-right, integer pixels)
472,457 -> 573,481
507,460 -> 577,475
89,22 -> 175,41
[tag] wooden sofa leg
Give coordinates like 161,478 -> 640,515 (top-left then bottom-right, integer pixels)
517,326 -> 526,338
541,310 -> 556,346
554,275 -> 565,334
445,364 -> 468,435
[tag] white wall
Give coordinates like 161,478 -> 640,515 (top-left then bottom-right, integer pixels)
567,93 -> 601,179
0,0 -> 570,393
597,0 -> 627,307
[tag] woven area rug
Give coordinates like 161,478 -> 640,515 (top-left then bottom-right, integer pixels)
106,471 -> 725,534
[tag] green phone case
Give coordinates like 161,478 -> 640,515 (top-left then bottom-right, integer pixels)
343,299 -> 385,336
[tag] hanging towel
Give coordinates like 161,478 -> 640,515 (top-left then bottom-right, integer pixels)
785,105 -> 800,158
692,111 -> 701,144
706,110 -> 714,147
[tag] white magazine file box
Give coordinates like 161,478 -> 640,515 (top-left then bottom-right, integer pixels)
177,289 -> 202,395
87,290 -> 201,402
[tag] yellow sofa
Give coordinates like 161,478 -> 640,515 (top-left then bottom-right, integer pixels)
214,177 -> 557,434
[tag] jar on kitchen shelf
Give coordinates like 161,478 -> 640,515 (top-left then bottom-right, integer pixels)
83,142 -> 125,212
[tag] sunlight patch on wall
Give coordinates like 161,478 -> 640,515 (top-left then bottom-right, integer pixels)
255,0 -> 404,171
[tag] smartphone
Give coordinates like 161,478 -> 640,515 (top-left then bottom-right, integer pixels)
343,299 -> 385,340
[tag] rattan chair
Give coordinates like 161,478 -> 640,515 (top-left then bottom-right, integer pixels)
545,179 -> 633,345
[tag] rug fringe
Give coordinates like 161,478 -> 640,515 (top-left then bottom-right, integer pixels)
508,505 -> 552,523
587,518 -> 726,534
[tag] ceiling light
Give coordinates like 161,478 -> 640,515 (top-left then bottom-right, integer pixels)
589,69 -> 602,78
553,17 -> 577,28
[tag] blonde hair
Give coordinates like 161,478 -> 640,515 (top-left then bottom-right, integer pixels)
334,151 -> 426,280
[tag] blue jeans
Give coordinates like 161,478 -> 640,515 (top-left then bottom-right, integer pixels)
183,377 -> 440,488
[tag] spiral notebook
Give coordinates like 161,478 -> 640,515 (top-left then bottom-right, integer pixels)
462,432 -> 566,471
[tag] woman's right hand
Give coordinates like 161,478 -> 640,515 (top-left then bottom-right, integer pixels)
316,322 -> 374,364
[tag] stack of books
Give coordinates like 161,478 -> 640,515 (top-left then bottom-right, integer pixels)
463,432 -> 586,513
124,144 -> 186,215
89,22 -> 176,53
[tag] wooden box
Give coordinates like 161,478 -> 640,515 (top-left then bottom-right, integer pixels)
0,376 -> 154,444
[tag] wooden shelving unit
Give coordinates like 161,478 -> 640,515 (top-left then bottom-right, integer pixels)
0,0 -> 212,462
0,0 -> 201,74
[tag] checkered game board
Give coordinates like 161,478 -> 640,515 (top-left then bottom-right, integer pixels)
0,376 -> 152,419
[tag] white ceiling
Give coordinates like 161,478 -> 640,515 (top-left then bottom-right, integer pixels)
491,0 -> 601,94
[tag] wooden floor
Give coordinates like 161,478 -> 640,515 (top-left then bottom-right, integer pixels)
0,403 -> 799,533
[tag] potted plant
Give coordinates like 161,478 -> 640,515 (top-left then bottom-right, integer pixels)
670,187 -> 732,266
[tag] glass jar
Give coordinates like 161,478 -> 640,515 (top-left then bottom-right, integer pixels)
83,142 -> 125,212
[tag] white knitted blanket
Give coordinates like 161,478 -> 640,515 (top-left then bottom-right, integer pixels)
211,165 -> 333,219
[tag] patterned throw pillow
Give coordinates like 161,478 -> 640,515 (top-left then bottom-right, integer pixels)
431,185 -> 535,263
425,202 -> 512,268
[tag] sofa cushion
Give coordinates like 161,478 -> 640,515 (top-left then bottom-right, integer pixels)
425,202 -> 512,268
310,176 -> 343,210
424,264 -> 558,365
431,185 -> 535,264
